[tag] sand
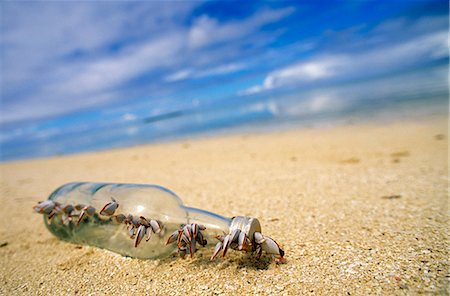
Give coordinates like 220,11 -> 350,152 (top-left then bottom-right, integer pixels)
0,117 -> 448,295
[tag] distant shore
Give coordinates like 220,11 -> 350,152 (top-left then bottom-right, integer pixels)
0,116 -> 448,294
2,96 -> 447,163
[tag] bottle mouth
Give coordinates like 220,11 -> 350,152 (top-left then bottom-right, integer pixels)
229,216 -> 261,239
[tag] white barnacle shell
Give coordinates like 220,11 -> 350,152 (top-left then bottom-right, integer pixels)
189,237 -> 196,258
211,241 -> 223,260
150,220 -> 161,234
128,225 -> 136,238
134,225 -> 146,247
253,232 -> 265,244
34,200 -> 56,214
145,227 -> 153,242
229,229 -> 240,244
100,197 -> 119,216
222,234 -> 231,257
261,236 -> 284,258
191,223 -> 199,238
183,224 -> 192,240
139,216 -> 150,227
237,231 -> 247,250
166,230 -> 179,245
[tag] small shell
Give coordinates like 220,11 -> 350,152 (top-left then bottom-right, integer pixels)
191,223 -> 198,238
99,197 -> 119,216
222,234 -> 231,257
180,234 -> 190,245
114,214 -> 126,223
47,209 -> 57,221
253,232 -> 265,244
139,216 -> 150,227
211,242 -> 223,260
61,204 -> 74,214
33,200 -> 55,214
238,231 -> 247,250
85,206 -> 96,216
134,225 -> 146,247
229,229 -> 240,244
77,210 -> 86,226
145,226 -> 153,242
261,236 -> 284,257
128,225 -> 136,238
166,230 -> 179,245
189,238 -> 196,258
196,231 -> 207,247
125,214 -> 133,223
131,216 -> 140,228
150,220 -> 161,234
183,224 -> 192,240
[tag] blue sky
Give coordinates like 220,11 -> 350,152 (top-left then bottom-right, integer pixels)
0,1 -> 448,160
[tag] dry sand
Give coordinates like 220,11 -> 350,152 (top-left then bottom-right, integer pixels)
0,118 -> 448,295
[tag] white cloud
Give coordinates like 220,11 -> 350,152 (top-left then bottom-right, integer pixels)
188,7 -> 295,49
196,63 -> 245,78
271,63 -> 447,119
239,57 -> 344,95
308,95 -> 335,113
121,113 -> 137,122
264,57 -> 343,86
241,28 -> 448,95
271,92 -> 347,118
165,62 -> 245,82
126,126 -> 139,136
47,33 -> 185,96
165,69 -> 193,82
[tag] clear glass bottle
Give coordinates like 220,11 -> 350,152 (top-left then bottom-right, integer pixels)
41,182 -> 258,259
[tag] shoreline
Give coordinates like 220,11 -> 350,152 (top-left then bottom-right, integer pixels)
2,97 -> 447,163
2,104 -> 447,165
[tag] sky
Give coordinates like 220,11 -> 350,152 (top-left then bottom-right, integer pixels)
0,1 -> 448,160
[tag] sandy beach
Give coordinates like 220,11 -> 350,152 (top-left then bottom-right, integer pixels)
0,117 -> 448,295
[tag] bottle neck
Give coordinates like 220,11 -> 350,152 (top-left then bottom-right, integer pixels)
182,206 -> 231,234
229,216 -> 261,238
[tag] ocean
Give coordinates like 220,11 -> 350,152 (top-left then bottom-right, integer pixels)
1,64 -> 448,162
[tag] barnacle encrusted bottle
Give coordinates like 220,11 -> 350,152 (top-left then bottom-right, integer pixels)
34,182 -> 284,260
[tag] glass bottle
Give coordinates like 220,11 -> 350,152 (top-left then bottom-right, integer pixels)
38,182 -> 264,259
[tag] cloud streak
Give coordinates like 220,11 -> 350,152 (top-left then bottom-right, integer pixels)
187,7 -> 295,49
1,3 -> 294,124
241,20 -> 448,95
165,63 -> 246,82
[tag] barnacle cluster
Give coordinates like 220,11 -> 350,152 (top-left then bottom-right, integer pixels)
34,198 -> 164,248
34,195 -> 284,261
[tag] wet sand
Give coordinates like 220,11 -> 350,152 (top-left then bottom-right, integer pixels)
0,117 -> 448,295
